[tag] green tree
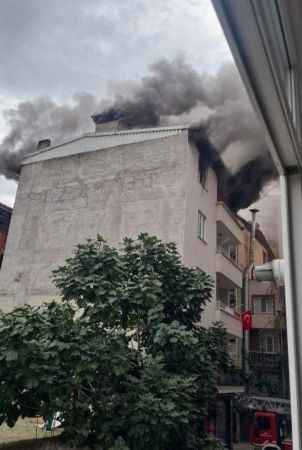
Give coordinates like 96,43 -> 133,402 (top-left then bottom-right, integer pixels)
0,234 -> 228,449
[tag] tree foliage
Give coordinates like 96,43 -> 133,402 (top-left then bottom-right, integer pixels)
0,234 -> 229,449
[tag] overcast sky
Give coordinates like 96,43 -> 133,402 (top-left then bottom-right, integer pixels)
0,0 -> 233,207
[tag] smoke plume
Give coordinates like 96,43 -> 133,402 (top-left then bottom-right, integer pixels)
0,94 -> 100,179
0,58 -> 275,210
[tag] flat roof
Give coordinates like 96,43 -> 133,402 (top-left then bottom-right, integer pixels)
23,125 -> 189,166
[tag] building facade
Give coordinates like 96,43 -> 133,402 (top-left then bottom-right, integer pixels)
0,123 -> 249,448
0,203 -> 12,269
0,124 -> 244,367
239,217 -> 288,398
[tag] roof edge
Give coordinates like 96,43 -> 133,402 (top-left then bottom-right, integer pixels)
23,125 -> 189,164
217,201 -> 245,230
0,202 -> 13,212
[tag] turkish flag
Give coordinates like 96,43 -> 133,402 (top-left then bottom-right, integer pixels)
242,310 -> 252,330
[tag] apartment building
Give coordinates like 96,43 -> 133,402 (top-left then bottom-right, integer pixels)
0,121 -> 247,448
0,122 -> 244,366
216,202 -> 243,368
0,203 -> 12,268
239,216 -> 288,397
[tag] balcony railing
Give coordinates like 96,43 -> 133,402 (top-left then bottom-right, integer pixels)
217,300 -> 241,317
216,245 -> 239,268
249,351 -> 281,370
219,368 -> 244,386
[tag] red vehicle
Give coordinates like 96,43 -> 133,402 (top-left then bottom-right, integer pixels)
250,411 -> 292,450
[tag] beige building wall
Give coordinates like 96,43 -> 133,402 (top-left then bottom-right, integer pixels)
0,128 -> 243,357
0,133 -> 189,311
182,141 -> 218,325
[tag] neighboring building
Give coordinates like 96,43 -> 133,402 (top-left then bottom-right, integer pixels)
0,203 -> 12,268
239,216 -> 289,398
216,203 -> 243,368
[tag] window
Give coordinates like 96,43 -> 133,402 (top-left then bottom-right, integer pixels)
253,296 -> 274,314
217,226 -> 238,264
227,336 -> 241,367
228,338 -> 237,358
228,289 -> 236,309
197,210 -> 206,242
263,251 -> 267,263
259,334 -> 280,353
200,166 -> 208,190
218,287 -> 241,314
229,244 -> 238,263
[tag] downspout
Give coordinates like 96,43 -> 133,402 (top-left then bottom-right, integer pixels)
242,209 -> 258,379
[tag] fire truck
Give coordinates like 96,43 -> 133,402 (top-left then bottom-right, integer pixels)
247,396 -> 292,450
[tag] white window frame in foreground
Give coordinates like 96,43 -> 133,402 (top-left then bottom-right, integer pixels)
197,210 -> 206,243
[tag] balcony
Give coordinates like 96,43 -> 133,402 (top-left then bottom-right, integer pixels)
252,313 -> 277,329
216,301 -> 242,339
216,202 -> 242,242
216,252 -> 243,288
216,274 -> 242,338
216,221 -> 243,287
249,351 -> 281,371
219,369 -> 244,387
218,368 -> 245,394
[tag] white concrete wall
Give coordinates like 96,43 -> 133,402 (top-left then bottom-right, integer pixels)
182,142 -> 218,326
0,133 -> 188,311
181,142 -> 243,338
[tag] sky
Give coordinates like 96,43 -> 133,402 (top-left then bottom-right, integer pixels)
0,0 -> 232,206
0,0 -> 281,252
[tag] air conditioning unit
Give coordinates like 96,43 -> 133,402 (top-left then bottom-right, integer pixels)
254,259 -> 284,286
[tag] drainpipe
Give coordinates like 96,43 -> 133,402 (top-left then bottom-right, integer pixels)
242,209 -> 258,379
249,209 -> 259,270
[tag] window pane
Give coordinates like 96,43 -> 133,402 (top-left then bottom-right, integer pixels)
267,298 -> 274,313
198,211 -> 206,241
267,336 -> 273,353
253,297 -> 261,314
261,298 -> 266,313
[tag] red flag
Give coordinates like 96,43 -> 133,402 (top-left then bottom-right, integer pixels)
242,310 -> 252,330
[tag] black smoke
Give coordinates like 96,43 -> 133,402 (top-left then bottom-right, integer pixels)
188,127 -> 276,211
0,58 -> 276,210
221,154 -> 275,211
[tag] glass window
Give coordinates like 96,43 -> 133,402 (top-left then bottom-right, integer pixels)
253,296 -> 274,314
266,336 -> 273,353
197,210 -> 206,242
259,334 -> 280,353
228,289 -> 236,309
